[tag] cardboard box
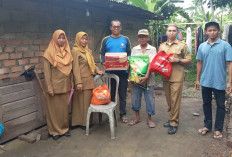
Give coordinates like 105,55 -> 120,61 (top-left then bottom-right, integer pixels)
105,53 -> 127,70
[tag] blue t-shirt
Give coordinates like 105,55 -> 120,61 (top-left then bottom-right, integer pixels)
100,35 -> 131,74
196,38 -> 232,90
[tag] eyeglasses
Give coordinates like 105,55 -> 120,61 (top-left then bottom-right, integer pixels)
112,26 -> 121,29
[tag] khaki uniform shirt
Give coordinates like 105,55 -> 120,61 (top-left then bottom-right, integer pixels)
43,58 -> 73,94
131,44 -> 156,86
159,39 -> 191,82
72,49 -> 99,90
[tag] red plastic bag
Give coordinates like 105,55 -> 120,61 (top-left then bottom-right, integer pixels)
91,84 -> 111,105
149,51 -> 173,79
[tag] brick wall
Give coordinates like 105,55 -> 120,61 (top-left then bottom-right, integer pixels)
0,0 -> 147,80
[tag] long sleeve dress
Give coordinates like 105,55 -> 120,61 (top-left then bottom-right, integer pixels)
43,58 -> 73,135
71,49 -> 99,126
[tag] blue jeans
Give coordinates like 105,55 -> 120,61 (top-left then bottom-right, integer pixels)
202,86 -> 225,132
110,73 -> 128,117
132,85 -> 155,115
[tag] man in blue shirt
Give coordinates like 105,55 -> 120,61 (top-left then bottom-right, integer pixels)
195,22 -> 232,139
100,20 -> 131,123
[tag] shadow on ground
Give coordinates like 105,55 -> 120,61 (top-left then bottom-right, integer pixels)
0,88 -> 230,157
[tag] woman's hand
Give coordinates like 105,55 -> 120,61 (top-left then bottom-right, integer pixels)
76,84 -> 83,91
48,91 -> 54,96
98,71 -> 104,76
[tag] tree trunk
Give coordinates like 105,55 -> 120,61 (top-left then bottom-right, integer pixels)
209,0 -> 215,21
200,0 -> 208,21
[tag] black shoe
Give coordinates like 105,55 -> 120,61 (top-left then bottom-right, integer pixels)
71,125 -> 81,130
64,131 -> 71,137
52,135 -> 60,140
168,126 -> 178,134
80,126 -> 86,130
163,122 -> 170,127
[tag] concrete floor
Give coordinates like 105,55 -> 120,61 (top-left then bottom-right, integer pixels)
0,89 -> 230,157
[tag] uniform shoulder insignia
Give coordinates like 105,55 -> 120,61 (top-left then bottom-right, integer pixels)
160,42 -> 166,46
180,41 -> 187,44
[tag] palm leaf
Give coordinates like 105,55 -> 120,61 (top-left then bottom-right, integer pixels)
129,0 -> 148,10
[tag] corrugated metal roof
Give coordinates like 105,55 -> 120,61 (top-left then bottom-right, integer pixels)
71,0 -> 165,20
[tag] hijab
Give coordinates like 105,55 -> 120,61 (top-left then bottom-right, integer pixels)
44,30 -> 73,76
73,32 -> 95,75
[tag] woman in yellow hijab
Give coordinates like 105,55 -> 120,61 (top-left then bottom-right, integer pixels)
71,32 -> 103,129
43,29 -> 73,140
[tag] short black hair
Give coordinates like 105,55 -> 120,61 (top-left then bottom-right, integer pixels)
205,22 -> 220,30
111,20 -> 121,26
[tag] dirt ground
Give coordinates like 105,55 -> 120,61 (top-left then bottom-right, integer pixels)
0,86 -> 231,157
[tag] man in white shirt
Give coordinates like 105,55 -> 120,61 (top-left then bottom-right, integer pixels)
129,29 -> 157,128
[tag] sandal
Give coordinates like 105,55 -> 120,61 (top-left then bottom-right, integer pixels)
120,116 -> 128,123
213,131 -> 223,140
129,119 -> 141,126
198,127 -> 211,135
147,121 -> 155,128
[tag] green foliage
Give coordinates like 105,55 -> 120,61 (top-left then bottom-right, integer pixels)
185,53 -> 197,86
129,0 -> 148,10
208,0 -> 232,9
154,0 -> 180,18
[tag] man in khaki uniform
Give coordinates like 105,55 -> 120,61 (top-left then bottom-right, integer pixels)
159,24 -> 192,134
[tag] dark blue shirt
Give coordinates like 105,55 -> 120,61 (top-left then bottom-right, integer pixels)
100,35 -> 131,74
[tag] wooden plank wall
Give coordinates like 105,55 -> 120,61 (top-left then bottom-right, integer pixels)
0,76 -> 46,143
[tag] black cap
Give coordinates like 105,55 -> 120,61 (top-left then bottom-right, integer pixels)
205,22 -> 220,30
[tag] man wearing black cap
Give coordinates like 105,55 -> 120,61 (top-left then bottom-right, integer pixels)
195,21 -> 232,139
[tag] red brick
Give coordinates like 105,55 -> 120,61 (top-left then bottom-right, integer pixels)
4,60 -> 16,66
43,40 -> 50,44
36,63 -> 43,69
35,69 -> 42,73
40,45 -> 48,51
17,46 -> 28,52
0,68 -> 10,74
8,73 -> 20,78
30,58 -> 39,64
24,52 -> 34,58
4,47 -> 15,53
0,75 -> 7,80
30,45 -> 39,51
40,57 -> 44,62
0,54 -> 9,60
33,40 -> 43,44
0,40 -> 7,46
23,40 -> 32,45
18,59 -> 28,65
10,40 -> 21,45
10,53 -> 22,59
4,34 -> 16,39
25,64 -> 34,70
35,51 -> 44,57
11,66 -> 23,72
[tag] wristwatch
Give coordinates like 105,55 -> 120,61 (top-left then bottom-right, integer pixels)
178,58 -> 181,63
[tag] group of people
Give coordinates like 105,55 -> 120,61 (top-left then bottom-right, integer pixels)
43,20 -> 232,141
43,30 -> 103,140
